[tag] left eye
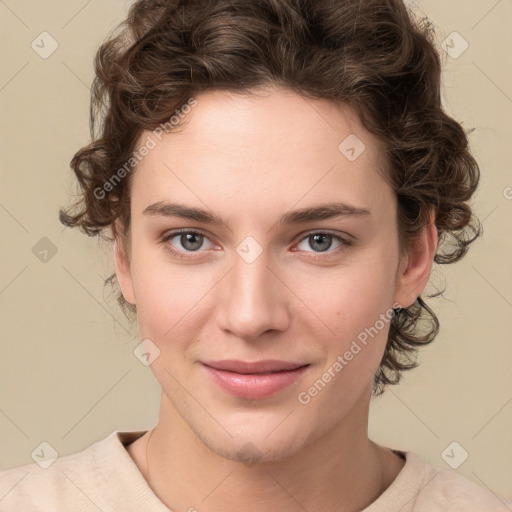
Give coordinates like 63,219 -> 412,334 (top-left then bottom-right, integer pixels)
295,232 -> 346,253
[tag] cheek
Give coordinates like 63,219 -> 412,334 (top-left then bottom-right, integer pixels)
293,256 -> 394,332
130,251 -> 216,346
297,255 -> 396,380
294,268 -> 395,412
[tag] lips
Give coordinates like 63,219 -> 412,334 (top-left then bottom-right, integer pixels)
201,359 -> 307,374
200,359 -> 310,399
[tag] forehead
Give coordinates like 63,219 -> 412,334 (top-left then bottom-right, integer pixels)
130,86 -> 393,222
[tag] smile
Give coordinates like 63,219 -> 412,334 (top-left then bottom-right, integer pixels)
201,361 -> 310,399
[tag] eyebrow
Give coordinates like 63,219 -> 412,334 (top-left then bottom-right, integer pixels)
142,201 -> 371,227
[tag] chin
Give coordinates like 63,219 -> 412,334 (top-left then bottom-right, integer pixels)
191,408 -> 330,466
201,430 -> 309,466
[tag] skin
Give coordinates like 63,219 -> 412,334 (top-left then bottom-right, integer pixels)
115,85 -> 437,512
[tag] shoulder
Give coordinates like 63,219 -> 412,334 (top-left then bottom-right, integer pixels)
365,449 -> 510,512
401,451 -> 510,511
0,430 -> 144,511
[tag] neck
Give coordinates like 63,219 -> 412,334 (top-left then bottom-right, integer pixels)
128,392 -> 405,512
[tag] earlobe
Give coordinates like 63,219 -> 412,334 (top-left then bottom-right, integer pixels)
393,210 -> 438,309
114,237 -> 136,306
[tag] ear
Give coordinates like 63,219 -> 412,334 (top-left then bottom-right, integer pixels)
113,222 -> 136,306
393,209 -> 438,309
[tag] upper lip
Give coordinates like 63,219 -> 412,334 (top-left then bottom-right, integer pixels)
201,359 -> 308,374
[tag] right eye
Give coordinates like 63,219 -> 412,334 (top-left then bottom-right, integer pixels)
161,229 -> 216,258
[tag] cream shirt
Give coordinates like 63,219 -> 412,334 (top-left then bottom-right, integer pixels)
0,430 -> 509,511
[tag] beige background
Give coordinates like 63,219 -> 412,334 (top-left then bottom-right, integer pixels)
0,0 -> 511,503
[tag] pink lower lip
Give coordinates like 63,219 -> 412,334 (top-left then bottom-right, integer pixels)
202,364 -> 310,399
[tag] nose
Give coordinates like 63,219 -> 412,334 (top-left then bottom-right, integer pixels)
216,246 -> 290,341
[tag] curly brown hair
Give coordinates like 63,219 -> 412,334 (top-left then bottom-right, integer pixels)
59,0 -> 481,396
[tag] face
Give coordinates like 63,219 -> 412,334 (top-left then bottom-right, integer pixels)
115,86 -> 432,463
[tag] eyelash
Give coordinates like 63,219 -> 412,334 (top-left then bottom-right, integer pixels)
160,229 -> 352,260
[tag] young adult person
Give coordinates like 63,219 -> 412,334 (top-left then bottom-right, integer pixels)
1,0 -> 508,510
